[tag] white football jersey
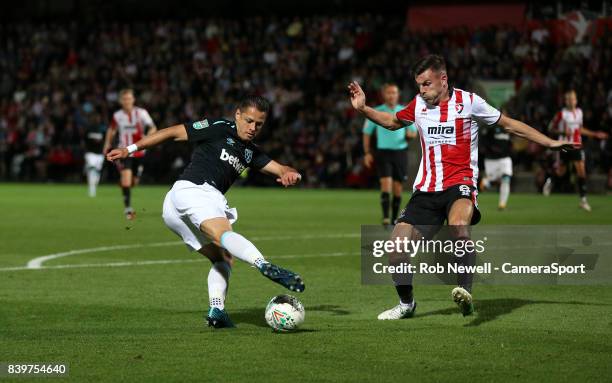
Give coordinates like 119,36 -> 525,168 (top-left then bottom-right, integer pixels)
110,107 -> 154,158
551,107 -> 583,146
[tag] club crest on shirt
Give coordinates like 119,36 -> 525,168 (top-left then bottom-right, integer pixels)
226,137 -> 235,146
244,148 -> 253,163
193,119 -> 209,130
455,103 -> 464,114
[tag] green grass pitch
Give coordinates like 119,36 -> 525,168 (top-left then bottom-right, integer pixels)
1,184 -> 611,382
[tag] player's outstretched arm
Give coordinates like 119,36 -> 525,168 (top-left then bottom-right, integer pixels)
106,124 -> 187,161
498,114 -> 575,151
348,81 -> 404,130
581,126 -> 609,140
260,160 -> 302,187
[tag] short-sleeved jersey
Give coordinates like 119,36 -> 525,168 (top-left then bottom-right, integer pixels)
179,118 -> 272,194
110,107 -> 155,158
396,88 -> 501,192
550,108 -> 583,146
363,104 -> 417,150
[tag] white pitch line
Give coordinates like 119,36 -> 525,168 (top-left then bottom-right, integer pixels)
0,251 -> 357,272
23,232 -> 360,269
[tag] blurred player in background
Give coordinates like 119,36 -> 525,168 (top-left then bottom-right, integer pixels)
103,89 -> 157,219
543,90 -> 608,211
107,95 -> 304,329
84,112 -> 107,197
363,83 -> 417,226
349,54 -> 575,320
480,111 -> 513,210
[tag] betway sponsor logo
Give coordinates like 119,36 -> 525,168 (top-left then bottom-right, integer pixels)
220,148 -> 246,174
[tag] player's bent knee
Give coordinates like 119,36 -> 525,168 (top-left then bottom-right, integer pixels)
200,218 -> 232,246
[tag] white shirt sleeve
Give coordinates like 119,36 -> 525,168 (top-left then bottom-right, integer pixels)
141,108 -> 155,126
471,94 -> 501,126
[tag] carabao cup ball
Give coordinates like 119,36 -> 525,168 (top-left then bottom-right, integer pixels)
264,294 -> 305,332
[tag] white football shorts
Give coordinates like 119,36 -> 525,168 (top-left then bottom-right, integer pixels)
162,180 -> 238,251
85,152 -> 105,171
484,157 -> 513,182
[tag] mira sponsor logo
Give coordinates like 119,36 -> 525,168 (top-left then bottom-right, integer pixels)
220,148 -> 246,174
426,123 -> 457,145
427,125 -> 455,135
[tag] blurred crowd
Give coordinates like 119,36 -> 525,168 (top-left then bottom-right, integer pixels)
1,15 -> 611,188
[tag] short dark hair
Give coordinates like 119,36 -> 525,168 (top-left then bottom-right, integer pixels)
237,95 -> 270,114
412,55 -> 447,76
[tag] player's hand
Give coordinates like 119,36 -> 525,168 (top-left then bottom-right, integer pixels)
595,131 -> 609,140
106,148 -> 129,161
348,81 -> 366,111
549,140 -> 579,152
277,171 -> 302,187
364,153 -> 374,168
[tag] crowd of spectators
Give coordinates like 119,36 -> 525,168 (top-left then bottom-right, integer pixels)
1,14 -> 610,188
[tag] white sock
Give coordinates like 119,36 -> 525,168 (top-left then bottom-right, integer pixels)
399,300 -> 414,309
220,231 -> 267,268
208,261 -> 231,309
87,168 -> 100,197
500,177 -> 510,206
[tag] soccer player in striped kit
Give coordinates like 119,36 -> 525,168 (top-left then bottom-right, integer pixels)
363,83 -> 417,226
103,89 -> 157,220
349,55 -> 575,319
542,90 -> 608,211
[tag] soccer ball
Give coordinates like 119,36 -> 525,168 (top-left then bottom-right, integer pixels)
264,294 -> 305,332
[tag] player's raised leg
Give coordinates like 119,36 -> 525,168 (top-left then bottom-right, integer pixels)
448,199 -> 476,316
200,217 -> 305,292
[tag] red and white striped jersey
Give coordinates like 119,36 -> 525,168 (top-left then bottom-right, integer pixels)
550,108 -> 583,147
110,107 -> 154,158
396,88 -> 501,192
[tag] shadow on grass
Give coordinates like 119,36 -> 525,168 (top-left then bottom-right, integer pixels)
419,298 -> 612,327
308,304 -> 350,316
230,307 -> 268,328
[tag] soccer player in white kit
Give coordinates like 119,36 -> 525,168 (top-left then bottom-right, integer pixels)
349,55 -> 575,319
543,90 -> 608,211
107,95 -> 305,329
103,89 -> 157,219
